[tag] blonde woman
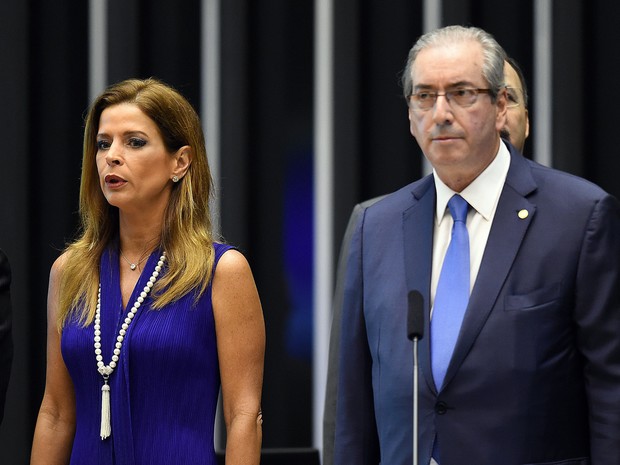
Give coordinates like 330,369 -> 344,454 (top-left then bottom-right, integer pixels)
31,78 -> 264,465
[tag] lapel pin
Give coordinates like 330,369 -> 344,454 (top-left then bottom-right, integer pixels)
518,209 -> 529,219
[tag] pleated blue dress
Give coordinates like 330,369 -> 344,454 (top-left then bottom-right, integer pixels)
62,242 -> 233,464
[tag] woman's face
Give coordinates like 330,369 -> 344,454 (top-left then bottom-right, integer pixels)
95,103 -> 178,216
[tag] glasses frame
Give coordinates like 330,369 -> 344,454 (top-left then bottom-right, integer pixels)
408,88 -> 492,111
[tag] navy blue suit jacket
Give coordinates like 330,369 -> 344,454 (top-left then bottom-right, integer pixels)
333,145 -> 620,465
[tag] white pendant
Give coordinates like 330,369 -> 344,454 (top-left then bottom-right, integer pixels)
100,382 -> 111,439
130,263 -> 136,270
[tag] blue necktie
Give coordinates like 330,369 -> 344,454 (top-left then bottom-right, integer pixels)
431,194 -> 470,390
431,195 -> 470,464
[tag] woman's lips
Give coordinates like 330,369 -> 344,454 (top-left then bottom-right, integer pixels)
104,174 -> 127,188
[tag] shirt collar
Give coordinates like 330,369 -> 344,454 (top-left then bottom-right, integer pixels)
433,140 -> 511,224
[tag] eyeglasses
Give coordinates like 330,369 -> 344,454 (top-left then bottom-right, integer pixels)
409,88 -> 492,111
505,86 -> 522,109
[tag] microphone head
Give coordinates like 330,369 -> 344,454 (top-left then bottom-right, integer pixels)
407,290 -> 424,340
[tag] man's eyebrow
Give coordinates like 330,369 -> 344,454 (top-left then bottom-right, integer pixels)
413,80 -> 477,91
445,80 -> 477,88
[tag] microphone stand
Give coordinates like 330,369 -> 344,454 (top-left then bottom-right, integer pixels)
413,335 -> 420,465
407,290 -> 424,465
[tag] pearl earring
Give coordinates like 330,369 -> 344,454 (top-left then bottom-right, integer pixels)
172,175 -> 179,183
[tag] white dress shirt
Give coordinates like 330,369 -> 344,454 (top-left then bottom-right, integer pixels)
430,141 -> 511,312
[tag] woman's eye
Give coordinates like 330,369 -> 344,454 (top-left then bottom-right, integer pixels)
97,140 -> 110,150
128,138 -> 147,148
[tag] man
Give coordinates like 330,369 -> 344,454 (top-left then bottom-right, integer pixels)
501,56 -> 530,152
0,249 -> 13,424
322,54 -> 532,465
331,25 -> 620,465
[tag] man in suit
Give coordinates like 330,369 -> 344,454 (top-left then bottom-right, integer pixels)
330,25 -> 620,465
322,55 -> 532,465
0,248 -> 13,424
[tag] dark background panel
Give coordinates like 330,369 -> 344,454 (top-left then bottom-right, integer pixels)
358,0 -> 424,201
26,0 -> 90,423
108,0 -> 203,108
240,0 -> 315,447
552,0 -> 586,176
0,1 -> 89,464
584,0 -> 620,196
0,1 -> 32,464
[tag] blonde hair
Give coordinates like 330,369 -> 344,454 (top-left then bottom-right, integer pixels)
58,78 -> 215,328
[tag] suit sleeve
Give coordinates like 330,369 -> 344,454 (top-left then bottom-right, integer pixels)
323,203 -> 365,465
333,207 -> 380,465
574,194 -> 620,463
0,249 -> 13,424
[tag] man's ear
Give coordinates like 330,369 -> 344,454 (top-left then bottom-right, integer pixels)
525,110 -> 530,140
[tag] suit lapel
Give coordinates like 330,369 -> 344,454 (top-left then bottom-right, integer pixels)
402,176 -> 437,392
441,150 -> 538,389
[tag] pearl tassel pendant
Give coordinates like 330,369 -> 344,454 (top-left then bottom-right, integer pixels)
95,252 -> 166,440
100,380 -> 111,439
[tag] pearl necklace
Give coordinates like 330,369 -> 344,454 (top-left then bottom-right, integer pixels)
94,252 -> 166,440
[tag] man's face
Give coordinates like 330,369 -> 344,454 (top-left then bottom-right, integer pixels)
407,41 -> 507,191
502,62 -> 530,152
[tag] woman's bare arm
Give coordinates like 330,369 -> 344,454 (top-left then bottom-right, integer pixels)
213,250 -> 265,465
31,254 -> 76,465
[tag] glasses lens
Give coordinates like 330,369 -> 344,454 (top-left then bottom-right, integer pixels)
412,88 -> 486,109
412,92 -> 436,110
451,89 -> 477,107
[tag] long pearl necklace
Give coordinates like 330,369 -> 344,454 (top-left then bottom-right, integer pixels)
94,252 -> 166,440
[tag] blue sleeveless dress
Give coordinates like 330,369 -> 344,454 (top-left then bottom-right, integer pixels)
62,242 -> 233,464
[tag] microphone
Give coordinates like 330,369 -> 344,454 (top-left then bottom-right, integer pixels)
407,290 -> 424,341
406,290 -> 424,465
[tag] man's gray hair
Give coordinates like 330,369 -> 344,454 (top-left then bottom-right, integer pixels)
401,25 -> 506,102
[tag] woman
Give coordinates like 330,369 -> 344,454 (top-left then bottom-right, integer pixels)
31,78 -> 265,465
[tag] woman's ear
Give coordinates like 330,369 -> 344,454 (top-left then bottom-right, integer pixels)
172,145 -> 193,180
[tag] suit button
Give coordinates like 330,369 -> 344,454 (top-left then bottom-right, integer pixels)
435,401 -> 448,415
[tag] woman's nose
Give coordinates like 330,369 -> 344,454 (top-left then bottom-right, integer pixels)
105,143 -> 123,165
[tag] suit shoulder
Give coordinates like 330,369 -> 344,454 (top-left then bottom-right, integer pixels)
527,158 -> 612,201
360,177 -> 432,215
